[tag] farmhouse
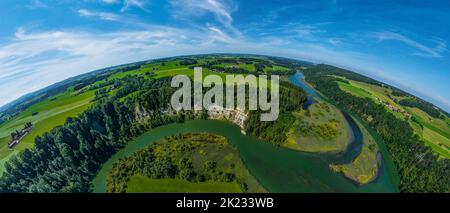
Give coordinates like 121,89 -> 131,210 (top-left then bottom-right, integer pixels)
8,122 -> 33,149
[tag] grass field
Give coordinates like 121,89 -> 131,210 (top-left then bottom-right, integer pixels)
285,101 -> 350,153
337,78 -> 405,119
331,116 -> 380,185
407,107 -> 450,158
335,76 -> 450,158
126,176 -> 242,193
211,60 -> 291,74
215,62 -> 256,72
407,107 -> 450,138
264,64 -> 290,73
0,89 -> 95,174
337,81 -> 372,99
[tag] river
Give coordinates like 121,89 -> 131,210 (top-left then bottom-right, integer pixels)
92,72 -> 399,193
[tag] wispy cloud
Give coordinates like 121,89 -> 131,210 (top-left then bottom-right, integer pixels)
101,0 -> 120,4
0,27 -> 193,106
327,38 -> 342,46
77,8 -> 158,29
121,0 -> 149,12
26,0 -> 49,9
78,9 -> 121,21
170,0 -> 239,35
206,26 -> 236,44
373,31 -> 447,58
255,22 -> 329,43
294,25 -> 325,40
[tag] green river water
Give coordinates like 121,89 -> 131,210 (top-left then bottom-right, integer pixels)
92,120 -> 399,192
92,72 -> 400,193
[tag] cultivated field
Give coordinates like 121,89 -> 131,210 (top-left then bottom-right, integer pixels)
0,89 -> 95,173
336,77 -> 450,158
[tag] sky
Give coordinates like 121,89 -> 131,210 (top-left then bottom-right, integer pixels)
0,0 -> 449,112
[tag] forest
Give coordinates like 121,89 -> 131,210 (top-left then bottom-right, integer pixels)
399,98 -> 442,118
0,77 -> 182,192
107,133 -> 263,193
245,81 -> 308,145
302,66 -> 449,192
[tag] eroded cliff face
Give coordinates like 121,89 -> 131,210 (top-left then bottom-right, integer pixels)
206,105 -> 248,129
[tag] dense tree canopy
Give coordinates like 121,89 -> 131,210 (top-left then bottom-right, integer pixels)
0,77 -> 181,192
399,98 -> 442,118
303,66 -> 449,192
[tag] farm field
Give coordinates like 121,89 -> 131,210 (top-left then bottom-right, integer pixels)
337,81 -> 372,99
0,89 -> 95,164
336,77 -> 450,158
336,78 -> 405,119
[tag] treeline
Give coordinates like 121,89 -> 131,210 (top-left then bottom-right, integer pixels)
313,64 -> 382,86
267,56 -> 313,69
201,57 -> 294,75
0,64 -> 142,125
303,66 -> 449,192
179,59 -> 198,66
245,81 -> 308,145
0,77 -> 183,192
399,98 -> 441,118
200,60 -> 259,75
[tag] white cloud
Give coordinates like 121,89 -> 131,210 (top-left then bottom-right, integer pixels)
257,22 -> 328,43
327,38 -> 342,46
78,9 -> 121,21
170,0 -> 239,35
373,31 -> 447,58
206,26 -> 236,44
121,0 -> 149,12
26,0 -> 49,9
77,8 -> 156,29
102,0 -> 120,3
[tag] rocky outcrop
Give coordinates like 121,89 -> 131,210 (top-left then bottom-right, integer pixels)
206,105 -> 248,129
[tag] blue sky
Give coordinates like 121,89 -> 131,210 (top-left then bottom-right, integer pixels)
0,0 -> 449,111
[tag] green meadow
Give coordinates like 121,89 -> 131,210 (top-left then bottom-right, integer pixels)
336,77 -> 450,158
126,176 -> 242,193
0,89 -> 95,165
285,101 -> 350,153
337,81 -> 372,99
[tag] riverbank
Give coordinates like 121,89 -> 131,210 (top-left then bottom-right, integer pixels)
330,116 -> 381,185
287,71 -> 398,186
92,119 -> 398,193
